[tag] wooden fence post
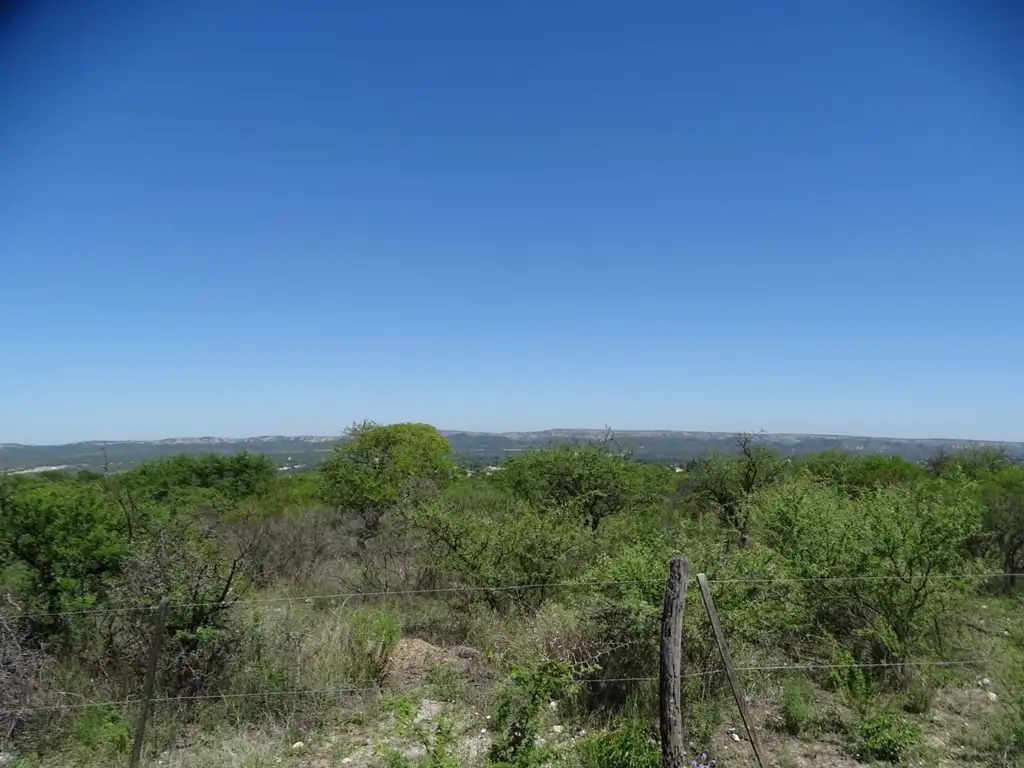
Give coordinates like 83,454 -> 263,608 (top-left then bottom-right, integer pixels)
696,573 -> 767,768
659,556 -> 690,768
130,597 -> 169,768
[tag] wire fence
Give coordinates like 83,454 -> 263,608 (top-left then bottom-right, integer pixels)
2,568 -> 1014,719
5,571 -> 1022,621
2,567 -> 1018,768
0,658 -> 994,718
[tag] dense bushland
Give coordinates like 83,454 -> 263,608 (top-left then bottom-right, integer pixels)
1,426 -> 1022,766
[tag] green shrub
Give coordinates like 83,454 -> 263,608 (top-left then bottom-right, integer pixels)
426,661 -> 463,702
0,481 -> 127,626
902,681 -> 936,715
90,509 -> 264,698
684,693 -> 725,748
779,676 -> 815,735
847,710 -> 921,763
411,496 -> 588,613
488,659 -> 580,767
343,605 -> 403,684
421,718 -> 460,768
751,474 -> 983,662
826,650 -> 881,716
121,451 -> 278,504
575,717 -> 661,768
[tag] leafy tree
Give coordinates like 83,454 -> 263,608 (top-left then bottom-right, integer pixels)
496,443 -> 656,530
683,434 -> 789,547
320,422 -> 458,549
978,466 -> 1024,591
0,480 -> 128,626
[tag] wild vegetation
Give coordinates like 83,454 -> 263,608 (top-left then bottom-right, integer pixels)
1,422 -> 1022,766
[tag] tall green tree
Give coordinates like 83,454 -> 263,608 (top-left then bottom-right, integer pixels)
320,422 -> 458,548
496,442 -> 656,530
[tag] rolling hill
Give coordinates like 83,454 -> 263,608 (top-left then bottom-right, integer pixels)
2,429 -> 1021,475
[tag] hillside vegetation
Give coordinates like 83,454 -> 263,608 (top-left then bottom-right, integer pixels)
4,429 -> 1023,475
1,422 -> 1023,767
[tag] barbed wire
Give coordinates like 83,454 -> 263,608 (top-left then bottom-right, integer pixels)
2,578 -> 663,620
5,571 -> 1021,621
0,658 -> 988,717
709,572 -> 1024,585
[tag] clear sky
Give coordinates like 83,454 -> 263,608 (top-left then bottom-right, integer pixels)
1,1 -> 1022,444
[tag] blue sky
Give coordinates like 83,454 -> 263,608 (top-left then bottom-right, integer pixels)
1,1 -> 1022,444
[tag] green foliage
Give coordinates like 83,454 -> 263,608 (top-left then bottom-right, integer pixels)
801,451 -> 928,496
930,446 -> 1016,479
377,713 -> 460,768
487,658 -> 580,767
683,435 -> 788,544
496,443 -> 657,530
342,605 -> 403,685
976,618 -> 1024,763
420,719 -> 460,768
0,480 -> 127,622
902,681 -> 936,715
575,717 -> 661,768
752,473 -> 983,660
121,451 -> 277,504
68,706 -> 132,755
826,650 -> 881,716
779,676 -> 816,735
4,428 -> 1020,764
322,421 -> 458,511
411,492 -> 588,612
320,422 -> 458,556
425,661 -> 464,702
120,514 -> 258,695
978,465 -> 1024,589
847,710 -> 921,763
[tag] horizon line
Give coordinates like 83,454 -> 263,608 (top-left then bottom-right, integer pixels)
3,427 -> 1022,449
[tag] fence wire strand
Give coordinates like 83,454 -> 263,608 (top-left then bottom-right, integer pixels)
5,572 -> 1022,621
0,658 -> 989,717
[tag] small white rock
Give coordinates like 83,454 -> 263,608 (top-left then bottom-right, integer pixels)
548,700 -> 559,711
291,741 -> 305,750
730,732 -> 742,742
551,725 -> 564,734
987,691 -> 998,702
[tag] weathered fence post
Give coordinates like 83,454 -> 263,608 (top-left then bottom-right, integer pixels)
659,556 -> 690,768
696,573 -> 767,768
130,597 -> 169,768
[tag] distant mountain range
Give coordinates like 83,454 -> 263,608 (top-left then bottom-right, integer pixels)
2,429 -> 1021,475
